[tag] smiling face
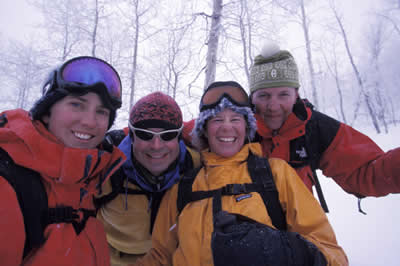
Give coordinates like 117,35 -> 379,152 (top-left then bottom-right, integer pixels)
251,87 -> 298,130
42,92 -> 110,149
205,109 -> 246,158
131,128 -> 180,176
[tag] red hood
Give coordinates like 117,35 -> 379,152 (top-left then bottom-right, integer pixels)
256,101 -> 312,141
0,109 -> 125,190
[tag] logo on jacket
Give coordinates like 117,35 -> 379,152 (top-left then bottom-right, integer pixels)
295,147 -> 307,158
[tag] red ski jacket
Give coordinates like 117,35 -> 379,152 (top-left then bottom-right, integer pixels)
0,109 -> 125,266
255,100 -> 400,198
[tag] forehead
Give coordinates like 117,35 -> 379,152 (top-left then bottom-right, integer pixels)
255,87 -> 296,94
213,108 -> 245,118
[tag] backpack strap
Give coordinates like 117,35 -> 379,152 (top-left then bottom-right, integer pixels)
247,153 -> 287,231
0,147 -> 99,258
177,167 -> 202,214
177,153 -> 287,231
0,148 -> 48,258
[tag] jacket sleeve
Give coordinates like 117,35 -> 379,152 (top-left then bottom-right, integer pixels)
319,123 -> 400,196
270,158 -> 348,266
132,184 -> 180,266
0,176 -> 25,266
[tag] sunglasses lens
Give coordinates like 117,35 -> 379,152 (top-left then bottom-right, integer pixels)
134,130 -> 154,141
160,131 -> 179,141
61,57 -> 122,101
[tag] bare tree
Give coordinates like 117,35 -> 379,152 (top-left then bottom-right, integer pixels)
320,38 -> 347,123
31,0 -> 87,61
0,40 -> 48,110
329,0 -> 380,133
204,0 -> 223,89
272,0 -> 319,109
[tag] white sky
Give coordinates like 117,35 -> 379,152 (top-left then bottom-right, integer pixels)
0,0 -> 42,40
1,1 -> 399,265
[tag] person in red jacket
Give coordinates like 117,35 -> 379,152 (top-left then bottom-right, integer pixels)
248,42 -> 400,211
0,56 -> 125,266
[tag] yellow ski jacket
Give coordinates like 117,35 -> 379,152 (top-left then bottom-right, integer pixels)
135,143 -> 348,266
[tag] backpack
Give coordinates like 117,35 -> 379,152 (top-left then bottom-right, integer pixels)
254,100 -> 341,213
177,152 -> 286,230
176,152 -> 327,266
0,148 -> 96,258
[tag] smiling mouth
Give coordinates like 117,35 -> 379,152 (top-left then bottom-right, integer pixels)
218,137 -> 236,143
74,131 -> 93,140
147,153 -> 166,159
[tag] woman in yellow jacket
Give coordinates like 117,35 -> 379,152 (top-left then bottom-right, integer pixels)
134,81 -> 348,266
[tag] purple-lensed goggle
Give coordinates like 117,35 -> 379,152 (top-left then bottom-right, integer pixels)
45,56 -> 122,109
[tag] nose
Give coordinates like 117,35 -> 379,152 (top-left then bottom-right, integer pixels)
80,110 -> 97,128
220,120 -> 234,130
149,134 -> 163,149
266,97 -> 279,111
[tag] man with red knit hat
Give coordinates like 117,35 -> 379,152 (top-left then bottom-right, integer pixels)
96,92 -> 200,266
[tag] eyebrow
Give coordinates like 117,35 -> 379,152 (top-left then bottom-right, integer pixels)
69,95 -> 108,109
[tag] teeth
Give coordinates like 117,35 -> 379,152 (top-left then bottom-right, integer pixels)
219,137 -> 235,142
148,154 -> 164,159
74,132 -> 92,140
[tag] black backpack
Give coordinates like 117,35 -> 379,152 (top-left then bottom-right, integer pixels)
254,100 -> 342,213
176,152 -> 327,266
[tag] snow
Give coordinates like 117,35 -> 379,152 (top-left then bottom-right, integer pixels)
320,125 -> 400,266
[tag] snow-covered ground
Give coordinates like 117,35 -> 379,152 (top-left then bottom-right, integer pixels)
319,124 -> 400,266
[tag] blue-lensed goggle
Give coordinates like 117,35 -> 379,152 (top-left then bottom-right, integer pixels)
45,56 -> 122,109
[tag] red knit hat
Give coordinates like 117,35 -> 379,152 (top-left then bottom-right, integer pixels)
129,92 -> 183,129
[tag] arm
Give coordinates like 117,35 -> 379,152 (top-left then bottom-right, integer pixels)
270,159 -> 348,266
320,123 -> 400,196
0,176 -> 25,265
133,185 -> 180,266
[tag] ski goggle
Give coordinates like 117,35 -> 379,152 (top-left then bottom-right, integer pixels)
200,84 -> 249,111
129,124 -> 183,142
44,56 -> 122,109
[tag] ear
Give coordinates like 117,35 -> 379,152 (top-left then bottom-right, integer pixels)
295,88 -> 300,99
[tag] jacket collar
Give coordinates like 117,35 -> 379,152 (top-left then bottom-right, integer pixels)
0,109 -> 125,191
256,99 -> 312,139
118,134 -> 187,192
202,143 -> 263,167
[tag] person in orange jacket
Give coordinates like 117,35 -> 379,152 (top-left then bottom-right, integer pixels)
0,56 -> 125,266
248,42 -> 400,211
134,81 -> 348,266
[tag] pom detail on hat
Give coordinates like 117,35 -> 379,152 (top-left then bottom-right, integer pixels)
260,42 -> 280,59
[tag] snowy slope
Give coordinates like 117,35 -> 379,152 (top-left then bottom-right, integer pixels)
320,125 -> 400,266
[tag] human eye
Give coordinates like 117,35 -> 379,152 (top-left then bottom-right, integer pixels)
232,115 -> 244,123
69,101 -> 83,109
257,92 -> 267,98
209,117 -> 223,123
97,108 -> 110,117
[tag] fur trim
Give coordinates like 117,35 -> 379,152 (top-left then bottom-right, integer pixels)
191,98 -> 257,150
